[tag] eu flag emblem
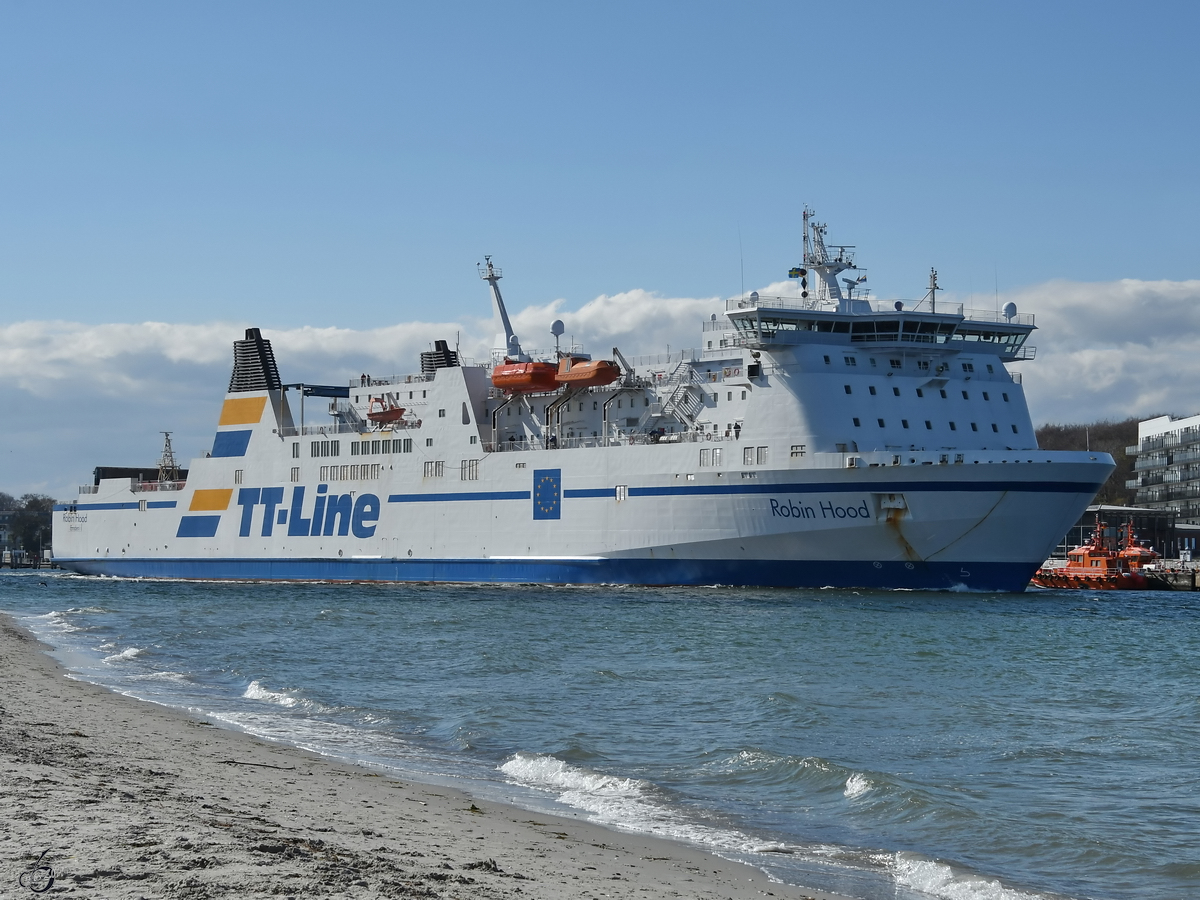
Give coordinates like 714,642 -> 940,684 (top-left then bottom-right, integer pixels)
533,469 -> 561,520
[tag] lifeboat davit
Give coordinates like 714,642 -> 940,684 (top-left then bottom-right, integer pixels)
492,360 -> 559,393
555,356 -> 620,388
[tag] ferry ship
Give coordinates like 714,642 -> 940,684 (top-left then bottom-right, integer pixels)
53,213 -> 1114,590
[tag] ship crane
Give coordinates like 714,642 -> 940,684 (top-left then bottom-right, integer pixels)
479,257 -> 529,362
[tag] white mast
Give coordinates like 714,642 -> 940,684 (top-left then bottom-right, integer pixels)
479,257 -> 528,362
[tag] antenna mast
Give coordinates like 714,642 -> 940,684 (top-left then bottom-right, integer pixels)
158,432 -> 179,483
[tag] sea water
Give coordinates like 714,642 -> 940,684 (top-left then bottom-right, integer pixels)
3,570 -> 1198,900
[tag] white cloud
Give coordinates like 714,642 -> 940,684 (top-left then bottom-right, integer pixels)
3,278 -> 1197,498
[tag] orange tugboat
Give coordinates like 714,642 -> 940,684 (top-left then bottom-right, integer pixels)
1032,515 -> 1160,590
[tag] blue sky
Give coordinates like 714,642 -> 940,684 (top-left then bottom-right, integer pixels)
3,1 -> 1197,326
2,1 -> 1200,496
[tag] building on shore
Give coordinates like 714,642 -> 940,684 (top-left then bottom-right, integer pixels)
1126,413 -> 1200,526
1053,504 -> 1200,561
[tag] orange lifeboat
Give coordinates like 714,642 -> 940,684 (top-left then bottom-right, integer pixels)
367,396 -> 406,424
491,360 -> 559,393
555,356 -> 620,388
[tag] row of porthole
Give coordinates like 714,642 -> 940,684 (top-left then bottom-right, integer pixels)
852,418 -> 1019,434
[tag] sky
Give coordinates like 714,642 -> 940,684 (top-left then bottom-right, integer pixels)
2,1 -> 1199,498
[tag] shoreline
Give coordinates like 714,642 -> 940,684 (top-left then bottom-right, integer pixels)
1,612 -> 847,900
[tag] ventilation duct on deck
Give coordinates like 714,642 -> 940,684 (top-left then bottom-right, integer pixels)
228,327 -> 282,392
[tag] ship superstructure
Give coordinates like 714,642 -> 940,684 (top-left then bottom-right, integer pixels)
53,214 -> 1114,590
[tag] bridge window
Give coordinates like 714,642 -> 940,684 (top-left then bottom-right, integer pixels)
925,421 -> 932,429
992,423 -> 999,432
971,423 -> 978,431
962,391 -> 969,399
950,422 -> 957,431
1011,424 -> 1019,433
902,420 -> 909,428
983,392 -> 990,400
940,389 -> 947,399
869,386 -> 877,396
1003,393 -> 1010,402
893,387 -> 901,396
916,388 -> 924,398
844,356 -> 857,366
878,419 -> 885,428
890,359 -> 902,369
853,418 -> 861,427
844,385 -> 852,394
962,363 -> 975,372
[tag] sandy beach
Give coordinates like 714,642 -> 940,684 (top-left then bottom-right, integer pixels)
0,613 -> 843,900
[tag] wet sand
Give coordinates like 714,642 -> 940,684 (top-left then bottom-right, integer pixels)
0,613 -> 844,899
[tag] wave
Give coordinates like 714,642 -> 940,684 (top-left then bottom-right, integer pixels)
243,679 -> 300,708
103,646 -> 144,662
892,853 -> 1052,900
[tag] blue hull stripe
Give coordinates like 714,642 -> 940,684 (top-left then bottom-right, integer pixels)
388,490 -> 530,503
55,499 -> 180,511
53,556 -> 1039,592
627,480 -> 1104,498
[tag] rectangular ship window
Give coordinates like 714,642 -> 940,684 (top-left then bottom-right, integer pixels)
292,443 -> 300,458
757,446 -> 769,465
1003,393 -> 1010,402
616,484 -> 628,501
744,447 -> 755,466
461,459 -> 479,481
983,392 -> 990,401
790,444 -> 806,457
290,467 -> 300,482
700,448 -> 711,467
402,438 -> 413,453
712,447 -> 721,466
893,387 -> 901,396
925,420 -> 933,429
423,460 -> 444,478
902,420 -> 909,428
890,359 -> 902,369
381,440 -> 390,452
320,465 -> 328,480
1011,424 -> 1019,433
962,391 -> 969,399
372,440 -> 381,454
950,422 -> 957,431
330,440 -> 339,457
992,423 -> 999,432
918,360 -> 930,371
971,422 -> 978,431
878,418 -> 885,427
869,386 -> 877,395
351,443 -> 360,456
939,390 -> 947,399
916,388 -> 924,397
844,385 -> 852,394
853,418 -> 861,427
426,438 -> 434,447
234,469 -> 243,485
844,356 -> 857,366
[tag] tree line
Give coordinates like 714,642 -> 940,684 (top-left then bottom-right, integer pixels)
1,493 -> 56,554
1034,418 -> 1140,506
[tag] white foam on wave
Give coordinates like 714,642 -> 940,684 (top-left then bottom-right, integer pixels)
893,853 -> 1046,900
25,610 -> 81,634
499,751 -> 785,855
844,772 -> 872,799
103,647 -> 143,662
243,680 -> 299,708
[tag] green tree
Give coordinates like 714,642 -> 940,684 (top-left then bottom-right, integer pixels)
0,491 -> 16,510
12,494 -> 55,553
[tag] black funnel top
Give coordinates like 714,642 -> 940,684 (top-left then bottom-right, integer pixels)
228,327 -> 282,392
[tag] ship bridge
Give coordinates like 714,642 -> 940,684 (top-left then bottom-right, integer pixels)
723,295 -> 1036,362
